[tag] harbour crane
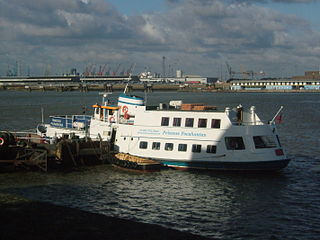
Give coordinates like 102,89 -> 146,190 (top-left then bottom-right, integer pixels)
226,62 -> 240,79
83,65 -> 89,76
83,64 -> 95,76
106,66 -> 111,75
126,63 -> 136,76
98,64 -> 107,76
112,64 -> 121,76
226,62 -> 265,80
90,64 -> 96,76
119,68 -> 125,76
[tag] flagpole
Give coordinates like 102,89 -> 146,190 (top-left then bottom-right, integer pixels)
270,106 -> 283,124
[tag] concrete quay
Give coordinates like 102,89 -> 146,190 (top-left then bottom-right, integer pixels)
0,83 -> 222,92
1,82 -> 319,93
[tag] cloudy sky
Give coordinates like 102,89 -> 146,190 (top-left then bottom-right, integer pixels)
0,0 -> 320,78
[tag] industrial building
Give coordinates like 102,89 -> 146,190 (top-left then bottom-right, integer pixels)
229,78 -> 320,90
139,70 -> 218,84
229,70 -> 320,91
292,71 -> 320,80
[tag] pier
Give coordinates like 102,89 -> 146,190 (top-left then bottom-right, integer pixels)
0,131 -> 163,172
0,131 -> 111,172
0,83 -> 186,92
2,81 -> 320,93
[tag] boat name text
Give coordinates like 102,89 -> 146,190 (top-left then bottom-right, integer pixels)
137,129 -> 206,137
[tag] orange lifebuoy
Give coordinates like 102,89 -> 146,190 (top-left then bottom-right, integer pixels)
122,105 -> 128,113
109,116 -> 115,122
0,137 -> 4,146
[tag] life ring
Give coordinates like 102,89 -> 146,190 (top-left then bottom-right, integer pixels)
0,137 -> 4,146
109,116 -> 115,122
122,105 -> 128,113
124,112 -> 130,120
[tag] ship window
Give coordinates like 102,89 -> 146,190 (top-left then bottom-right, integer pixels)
185,118 -> 194,127
161,117 -> 169,126
225,137 -> 245,150
165,143 -> 174,151
178,144 -> 187,152
173,118 -> 181,127
198,118 -> 207,128
152,142 -> 161,150
103,131 -> 110,136
206,145 -> 217,153
192,144 -> 201,153
139,141 -> 148,149
253,136 -> 277,149
211,119 -> 221,128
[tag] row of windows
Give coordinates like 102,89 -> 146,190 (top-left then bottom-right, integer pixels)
139,141 -> 217,153
233,82 -> 320,86
138,136 -> 278,152
225,136 -> 278,150
161,117 -> 221,128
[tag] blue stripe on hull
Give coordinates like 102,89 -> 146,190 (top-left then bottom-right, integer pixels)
119,93 -> 144,100
161,159 -> 291,171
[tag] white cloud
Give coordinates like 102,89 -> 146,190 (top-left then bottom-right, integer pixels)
56,10 -> 94,27
140,17 -> 166,44
0,0 -> 319,77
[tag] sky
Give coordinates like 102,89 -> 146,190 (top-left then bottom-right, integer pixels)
0,0 -> 320,78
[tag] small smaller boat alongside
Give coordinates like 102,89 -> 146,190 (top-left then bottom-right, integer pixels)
37,115 -> 91,141
110,153 -> 162,171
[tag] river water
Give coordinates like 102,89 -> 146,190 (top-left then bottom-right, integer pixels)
0,91 -> 319,239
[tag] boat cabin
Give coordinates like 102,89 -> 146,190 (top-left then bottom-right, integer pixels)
92,104 -> 120,123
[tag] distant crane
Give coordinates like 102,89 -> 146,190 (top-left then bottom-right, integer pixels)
44,64 -> 51,76
226,62 -> 265,80
126,63 -> 136,76
6,64 -> 14,76
106,66 -> 111,75
226,62 -> 240,79
162,56 -> 166,78
119,67 -> 125,76
90,64 -> 96,76
242,70 -> 265,79
83,66 -> 89,76
112,64 -> 121,76
97,64 -> 107,76
83,64 -> 95,76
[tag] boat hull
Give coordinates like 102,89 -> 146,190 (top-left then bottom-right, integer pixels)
160,159 -> 291,171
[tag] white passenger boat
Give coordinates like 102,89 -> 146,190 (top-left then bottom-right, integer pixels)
39,92 -> 290,171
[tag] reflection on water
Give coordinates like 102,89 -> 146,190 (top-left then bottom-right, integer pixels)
1,91 -> 320,239
2,165 -> 319,239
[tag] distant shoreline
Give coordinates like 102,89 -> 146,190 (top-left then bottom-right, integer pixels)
1,83 -> 319,93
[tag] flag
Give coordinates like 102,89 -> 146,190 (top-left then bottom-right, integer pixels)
275,114 -> 282,124
270,106 -> 284,125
